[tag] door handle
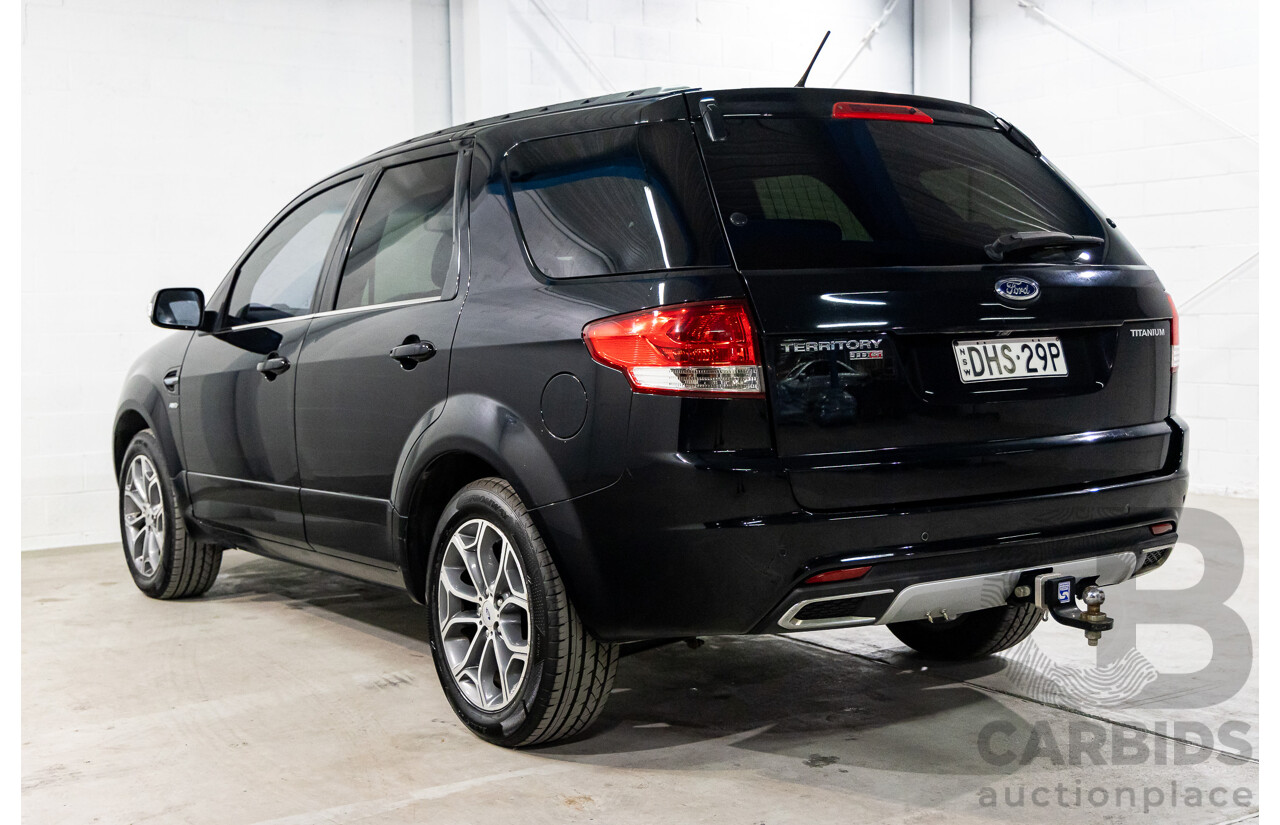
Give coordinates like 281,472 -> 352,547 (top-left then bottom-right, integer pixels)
389,339 -> 436,368
256,354 -> 291,379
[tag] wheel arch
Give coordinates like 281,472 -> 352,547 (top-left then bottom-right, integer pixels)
113,383 -> 184,485
392,393 -> 578,603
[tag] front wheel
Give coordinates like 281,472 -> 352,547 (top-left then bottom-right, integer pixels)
427,478 -> 618,747
887,602 -> 1042,660
118,430 -> 222,599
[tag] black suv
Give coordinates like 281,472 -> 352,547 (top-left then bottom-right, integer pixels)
115,87 -> 1186,746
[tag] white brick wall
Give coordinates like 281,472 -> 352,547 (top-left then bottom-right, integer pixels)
21,0 -> 912,551
25,0 -> 1255,551
455,0 -> 912,123
21,0 -> 436,550
971,0 -> 1259,496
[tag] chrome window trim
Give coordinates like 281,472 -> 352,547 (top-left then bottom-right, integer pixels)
219,294 -> 445,332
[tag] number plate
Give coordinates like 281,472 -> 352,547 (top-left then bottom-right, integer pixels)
953,337 -> 1068,383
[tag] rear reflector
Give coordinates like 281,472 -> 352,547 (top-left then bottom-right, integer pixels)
583,300 -> 763,396
1167,292 -> 1180,373
804,566 -> 872,585
1150,521 -> 1175,536
832,102 -> 933,123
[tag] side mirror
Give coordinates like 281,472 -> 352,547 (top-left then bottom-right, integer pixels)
151,288 -> 206,330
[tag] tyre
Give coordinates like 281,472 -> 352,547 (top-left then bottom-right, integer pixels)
427,478 -> 618,747
887,602 -> 1042,661
118,430 -> 222,599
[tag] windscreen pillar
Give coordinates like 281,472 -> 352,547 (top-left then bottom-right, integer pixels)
912,0 -> 971,104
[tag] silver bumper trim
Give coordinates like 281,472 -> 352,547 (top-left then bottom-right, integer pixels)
875,550 -> 1142,626
775,548 -> 1171,631
777,589 -> 894,630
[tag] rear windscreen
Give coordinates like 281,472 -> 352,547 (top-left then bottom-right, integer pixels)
504,123 -> 729,279
700,117 -> 1110,269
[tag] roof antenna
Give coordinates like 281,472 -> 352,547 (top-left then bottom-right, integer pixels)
795,31 -> 831,87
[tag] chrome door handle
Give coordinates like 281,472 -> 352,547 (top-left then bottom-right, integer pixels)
256,354 -> 291,379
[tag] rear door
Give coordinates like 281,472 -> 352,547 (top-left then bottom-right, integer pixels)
690,90 -> 1177,511
293,146 -> 467,565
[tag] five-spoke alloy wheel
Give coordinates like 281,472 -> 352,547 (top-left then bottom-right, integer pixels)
437,518 -> 532,711
117,429 -> 223,599
427,478 -> 618,747
121,454 -> 166,578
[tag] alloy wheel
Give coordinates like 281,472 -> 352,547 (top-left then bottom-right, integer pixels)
436,518 -> 532,711
121,454 -> 166,578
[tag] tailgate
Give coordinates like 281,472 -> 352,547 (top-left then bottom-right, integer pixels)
689,88 -> 1177,511
748,266 -> 1174,510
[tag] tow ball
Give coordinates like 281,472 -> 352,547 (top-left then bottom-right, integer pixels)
1012,573 -> 1114,646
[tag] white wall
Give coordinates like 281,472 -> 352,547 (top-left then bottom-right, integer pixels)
971,0 -> 1259,496
20,0 -> 912,551
451,0 -> 912,123
20,0 -> 448,550
23,0 -> 1258,550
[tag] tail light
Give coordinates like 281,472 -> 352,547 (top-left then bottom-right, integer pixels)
832,102 -> 933,123
583,300 -> 763,396
1167,292 -> 1180,373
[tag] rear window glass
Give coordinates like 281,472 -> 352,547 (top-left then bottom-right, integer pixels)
504,123 -> 728,279
700,117 -> 1109,269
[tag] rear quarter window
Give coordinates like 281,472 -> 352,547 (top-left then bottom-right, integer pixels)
504,123 -> 728,279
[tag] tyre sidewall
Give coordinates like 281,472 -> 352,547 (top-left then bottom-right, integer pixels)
426,482 -> 557,747
117,430 -> 179,598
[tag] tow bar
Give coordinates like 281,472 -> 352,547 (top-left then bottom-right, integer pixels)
1012,572 -> 1114,646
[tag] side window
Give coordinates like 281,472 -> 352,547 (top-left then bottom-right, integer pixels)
504,123 -> 727,279
336,155 -> 457,310
226,179 -> 358,327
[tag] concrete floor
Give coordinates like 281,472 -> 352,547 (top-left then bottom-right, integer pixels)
23,494 -> 1258,824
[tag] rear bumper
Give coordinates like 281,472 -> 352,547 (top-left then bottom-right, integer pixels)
766,540 -> 1174,633
533,439 -> 1188,640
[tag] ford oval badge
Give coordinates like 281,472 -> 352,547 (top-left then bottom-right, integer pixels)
995,277 -> 1040,302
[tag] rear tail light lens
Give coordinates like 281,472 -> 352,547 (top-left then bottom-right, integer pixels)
1167,292 -> 1180,373
583,300 -> 763,396
1150,521 -> 1175,536
832,102 -> 933,123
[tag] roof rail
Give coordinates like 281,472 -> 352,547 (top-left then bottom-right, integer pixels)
364,86 -> 698,160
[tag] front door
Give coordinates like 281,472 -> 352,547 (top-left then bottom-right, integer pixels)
294,151 -> 465,564
180,177 -> 361,548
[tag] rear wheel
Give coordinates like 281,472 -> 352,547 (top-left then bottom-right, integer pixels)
118,430 -> 222,599
887,602 -> 1042,660
427,478 -> 618,747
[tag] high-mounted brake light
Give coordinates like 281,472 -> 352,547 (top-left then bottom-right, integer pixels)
583,300 -> 763,396
832,102 -> 933,123
1167,292 -> 1180,373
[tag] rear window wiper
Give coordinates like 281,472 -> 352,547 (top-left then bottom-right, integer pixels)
984,231 -> 1104,262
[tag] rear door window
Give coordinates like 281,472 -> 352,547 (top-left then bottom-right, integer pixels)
336,154 -> 457,310
504,123 -> 728,279
699,116 -> 1110,269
